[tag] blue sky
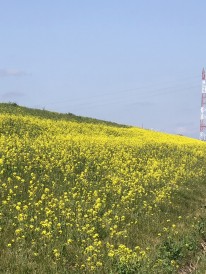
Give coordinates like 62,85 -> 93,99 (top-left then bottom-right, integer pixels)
0,1 -> 205,138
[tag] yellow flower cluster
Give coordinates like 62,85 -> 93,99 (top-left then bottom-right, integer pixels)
0,113 -> 206,272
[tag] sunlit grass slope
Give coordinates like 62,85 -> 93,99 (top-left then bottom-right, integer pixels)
0,103 -> 206,274
0,103 -> 128,127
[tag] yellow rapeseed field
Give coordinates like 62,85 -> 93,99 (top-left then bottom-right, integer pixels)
0,107 -> 206,273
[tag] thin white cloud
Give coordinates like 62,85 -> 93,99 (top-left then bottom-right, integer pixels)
175,125 -> 197,137
0,69 -> 29,77
176,126 -> 189,134
1,92 -> 25,99
131,101 -> 154,107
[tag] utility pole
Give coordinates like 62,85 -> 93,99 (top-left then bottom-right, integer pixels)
200,68 -> 206,140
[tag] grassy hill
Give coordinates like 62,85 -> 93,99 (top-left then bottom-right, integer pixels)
0,102 -> 129,127
0,103 -> 206,273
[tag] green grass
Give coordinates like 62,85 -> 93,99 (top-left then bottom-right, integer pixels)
0,102 -> 129,128
194,253 -> 206,274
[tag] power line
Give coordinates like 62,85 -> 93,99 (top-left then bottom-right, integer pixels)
44,82 -> 199,110
33,72 -> 200,112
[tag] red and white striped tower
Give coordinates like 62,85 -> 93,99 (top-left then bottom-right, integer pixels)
200,68 -> 206,140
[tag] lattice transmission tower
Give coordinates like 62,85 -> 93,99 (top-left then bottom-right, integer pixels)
200,68 -> 206,140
